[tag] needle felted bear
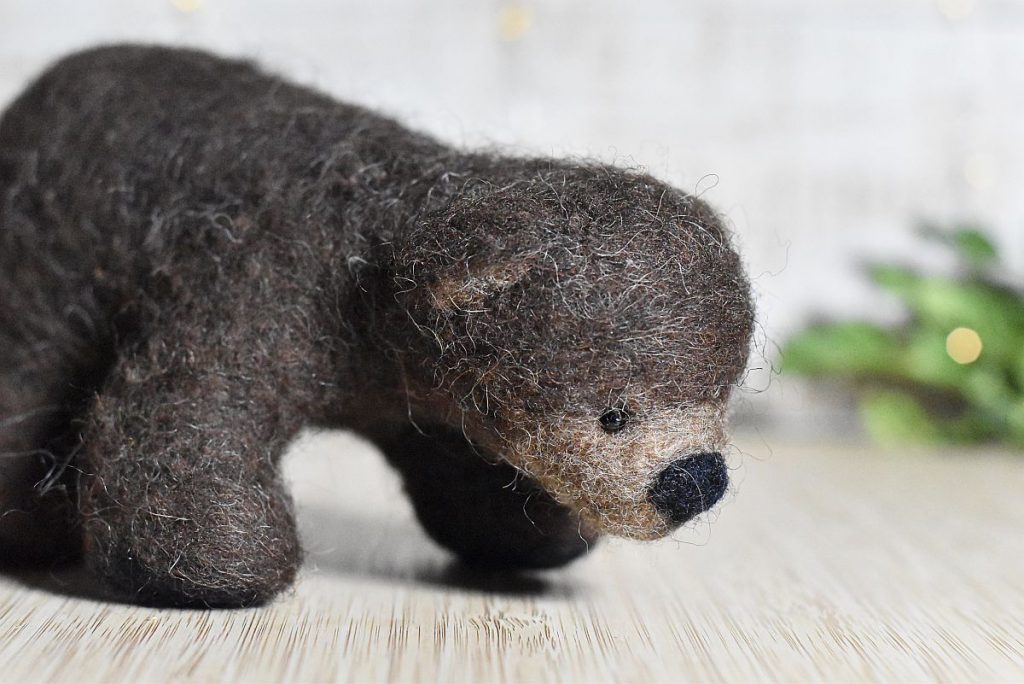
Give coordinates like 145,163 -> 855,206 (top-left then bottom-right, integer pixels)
0,46 -> 754,607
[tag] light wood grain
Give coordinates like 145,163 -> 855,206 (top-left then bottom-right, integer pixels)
1,432 -> 1022,683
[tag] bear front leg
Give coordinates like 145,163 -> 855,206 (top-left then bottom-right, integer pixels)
80,354 -> 301,607
382,427 -> 598,571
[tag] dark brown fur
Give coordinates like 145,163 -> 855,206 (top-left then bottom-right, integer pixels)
0,45 -> 754,606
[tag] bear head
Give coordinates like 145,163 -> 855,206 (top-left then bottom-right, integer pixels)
377,161 -> 754,540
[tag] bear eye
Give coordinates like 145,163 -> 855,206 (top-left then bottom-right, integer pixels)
599,406 -> 630,433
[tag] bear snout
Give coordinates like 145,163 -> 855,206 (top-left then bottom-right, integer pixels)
495,404 -> 731,540
648,451 -> 729,527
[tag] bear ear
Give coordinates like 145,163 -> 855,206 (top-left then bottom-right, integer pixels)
426,259 -> 533,312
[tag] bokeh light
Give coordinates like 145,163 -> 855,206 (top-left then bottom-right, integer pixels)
946,327 -> 983,364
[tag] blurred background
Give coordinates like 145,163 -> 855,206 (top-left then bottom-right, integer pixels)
1,0 -> 1022,444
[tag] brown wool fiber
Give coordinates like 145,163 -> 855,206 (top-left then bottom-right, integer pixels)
0,45 -> 755,607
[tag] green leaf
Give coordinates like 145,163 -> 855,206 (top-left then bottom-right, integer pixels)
961,366 -> 1017,415
917,282 -> 1024,364
900,329 -> 968,390
869,264 -> 920,300
919,224 -> 999,269
870,270 -> 1024,365
952,228 -> 999,269
860,390 -> 993,446
859,391 -> 944,445
1007,400 -> 1024,449
944,409 -> 999,444
1013,349 -> 1024,393
781,322 -> 899,377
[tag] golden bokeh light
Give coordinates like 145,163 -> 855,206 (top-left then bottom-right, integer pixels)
946,327 -> 983,364
498,4 -> 533,42
171,0 -> 204,14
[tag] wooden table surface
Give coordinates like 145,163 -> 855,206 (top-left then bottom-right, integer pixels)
1,432 -> 1022,683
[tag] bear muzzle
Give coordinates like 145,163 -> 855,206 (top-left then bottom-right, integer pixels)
492,404 -> 731,541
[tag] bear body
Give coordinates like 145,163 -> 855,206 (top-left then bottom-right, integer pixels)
0,46 -> 754,606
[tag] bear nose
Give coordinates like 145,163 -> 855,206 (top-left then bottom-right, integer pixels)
648,452 -> 729,526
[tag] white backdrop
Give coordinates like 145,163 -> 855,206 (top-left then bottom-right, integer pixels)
1,0 -> 1022,426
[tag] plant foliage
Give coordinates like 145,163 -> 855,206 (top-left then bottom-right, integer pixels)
782,226 -> 1024,448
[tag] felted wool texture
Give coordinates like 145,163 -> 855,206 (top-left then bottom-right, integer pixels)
379,168 -> 752,538
498,404 -> 728,540
380,425 -> 597,571
0,45 -> 755,606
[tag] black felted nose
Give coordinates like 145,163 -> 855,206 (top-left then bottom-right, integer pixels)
649,452 -> 729,526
